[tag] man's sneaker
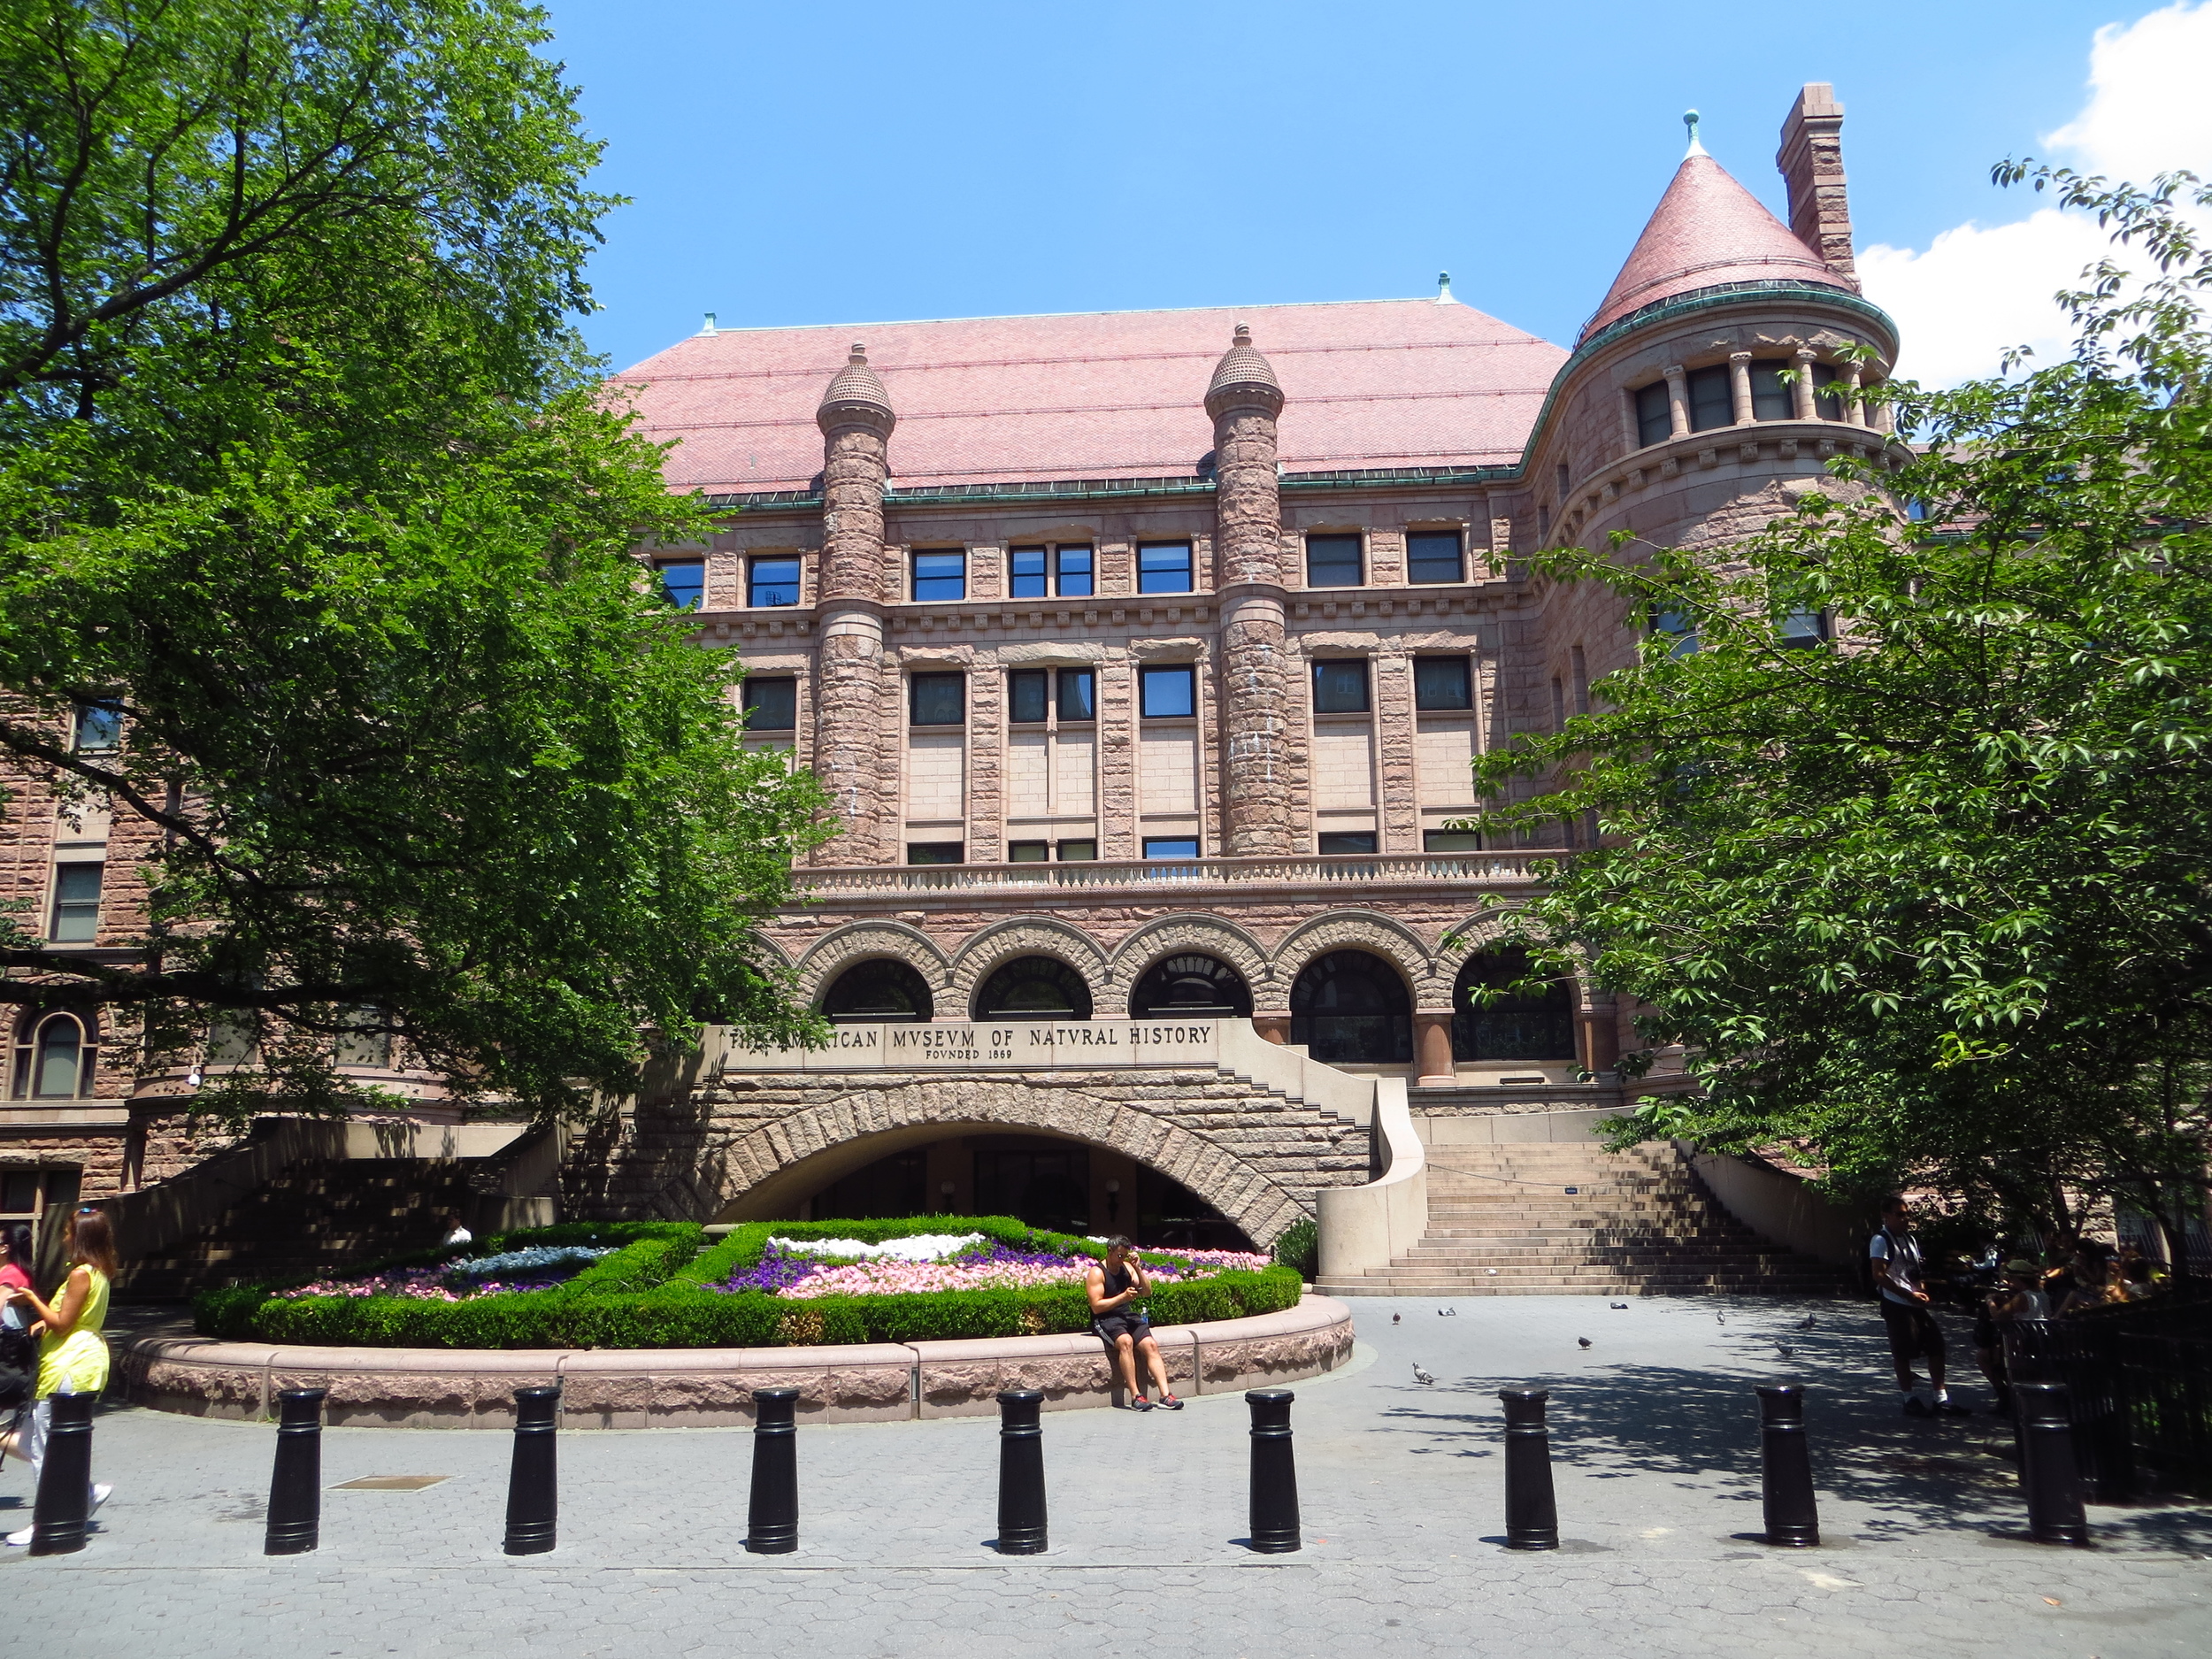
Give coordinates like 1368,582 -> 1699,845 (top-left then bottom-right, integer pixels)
1129,1395 -> 1155,1411
2,1526 -> 29,1548
1935,1399 -> 1972,1417
1901,1395 -> 1935,1417
1159,1394 -> 1185,1410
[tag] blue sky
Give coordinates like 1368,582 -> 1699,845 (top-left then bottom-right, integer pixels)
543,1 -> 2212,383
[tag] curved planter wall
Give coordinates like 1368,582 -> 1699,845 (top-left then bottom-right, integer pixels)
123,1295 -> 1356,1430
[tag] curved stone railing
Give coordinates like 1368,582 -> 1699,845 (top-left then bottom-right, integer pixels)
121,1295 -> 1356,1430
800,851 -> 1543,895
1315,1077 -> 1428,1282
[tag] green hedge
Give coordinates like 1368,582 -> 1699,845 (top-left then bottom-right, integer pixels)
195,1216 -> 1303,1350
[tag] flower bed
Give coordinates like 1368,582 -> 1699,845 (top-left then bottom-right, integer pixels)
194,1217 -> 1304,1350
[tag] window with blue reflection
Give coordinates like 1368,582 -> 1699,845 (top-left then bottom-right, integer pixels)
1142,838 -> 1199,859
1056,668 -> 1094,721
912,549 -> 966,603
657,560 -> 705,611
749,557 -> 801,607
1009,547 -> 1048,598
1406,532 -> 1463,585
1139,665 -> 1195,718
1137,541 -> 1192,595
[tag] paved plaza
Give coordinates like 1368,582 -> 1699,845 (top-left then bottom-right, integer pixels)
3,1295 -> 2205,1657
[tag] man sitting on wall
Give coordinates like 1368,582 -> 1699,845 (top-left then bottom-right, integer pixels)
1087,1237 -> 1183,1411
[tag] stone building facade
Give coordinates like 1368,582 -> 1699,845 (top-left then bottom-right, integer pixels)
4,87 -> 1903,1252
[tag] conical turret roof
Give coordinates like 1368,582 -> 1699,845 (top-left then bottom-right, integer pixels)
1579,152 -> 1849,343
1204,322 -> 1283,415
816,342 -> 895,426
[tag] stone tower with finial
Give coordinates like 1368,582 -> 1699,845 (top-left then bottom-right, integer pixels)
811,342 -> 897,863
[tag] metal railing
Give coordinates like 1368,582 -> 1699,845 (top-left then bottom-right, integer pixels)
799,851 -> 1549,895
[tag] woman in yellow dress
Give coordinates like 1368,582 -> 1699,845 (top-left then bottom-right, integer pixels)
3,1207 -> 115,1544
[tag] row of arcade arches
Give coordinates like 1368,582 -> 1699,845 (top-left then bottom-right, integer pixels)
818,947 -> 1575,1065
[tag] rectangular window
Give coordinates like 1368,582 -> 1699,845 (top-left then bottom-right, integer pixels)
1136,541 -> 1192,595
1056,839 -> 1096,862
1748,361 -> 1793,421
1424,829 -> 1483,852
906,842 -> 964,865
1055,544 -> 1094,597
911,549 -> 967,603
909,672 -> 965,726
748,557 -> 802,608
1305,534 -> 1363,588
1634,381 -> 1672,447
657,559 -> 706,611
50,863 -> 103,942
1686,365 -> 1732,432
1317,832 -> 1378,855
72,701 -> 123,753
1142,837 -> 1200,859
334,1009 -> 391,1070
1812,362 -> 1843,420
1056,668 -> 1095,721
1311,660 -> 1371,715
1778,608 -> 1828,649
741,678 -> 797,731
1406,532 -> 1463,585
1139,665 -> 1195,718
1413,657 -> 1472,711
1651,605 -> 1698,657
1008,670 -> 1049,725
1007,840 -> 1049,863
1010,543 -> 1094,598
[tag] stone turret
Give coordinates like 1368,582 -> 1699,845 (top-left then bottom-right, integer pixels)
810,344 -> 896,863
1207,325 -> 1305,858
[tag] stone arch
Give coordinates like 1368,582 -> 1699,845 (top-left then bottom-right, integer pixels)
1435,909 -> 1593,1008
794,923 -> 952,1007
1272,910 -> 1435,1010
1102,916 -> 1271,1011
698,1076 -> 1325,1246
947,918 -> 1110,1006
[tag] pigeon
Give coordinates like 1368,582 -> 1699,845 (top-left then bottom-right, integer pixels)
1486,1268 -> 1499,1277
1413,1363 -> 1437,1386
1578,1337 -> 1592,1349
1716,1313 -> 1726,1324
1798,1314 -> 1816,1331
1775,1342 -> 1794,1360
1392,1311 -> 1402,1325
1609,1302 -> 1629,1310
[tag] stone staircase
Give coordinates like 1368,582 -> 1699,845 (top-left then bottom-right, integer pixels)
1314,1140 -> 1856,1298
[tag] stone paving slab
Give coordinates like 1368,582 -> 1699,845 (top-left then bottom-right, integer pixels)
4,1294 -> 2206,1658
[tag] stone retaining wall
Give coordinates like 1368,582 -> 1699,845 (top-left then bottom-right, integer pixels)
121,1295 -> 1356,1430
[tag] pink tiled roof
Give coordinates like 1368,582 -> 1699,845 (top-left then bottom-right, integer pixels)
611,299 -> 1566,495
1580,154 -> 1847,343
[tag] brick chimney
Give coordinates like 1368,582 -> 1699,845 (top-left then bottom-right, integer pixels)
1777,82 -> 1857,289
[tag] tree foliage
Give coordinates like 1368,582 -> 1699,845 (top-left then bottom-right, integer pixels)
1472,169 -> 2212,1252
0,0 -> 829,1123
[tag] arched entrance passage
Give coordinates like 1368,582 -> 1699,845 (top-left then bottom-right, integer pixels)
972,956 -> 1093,1021
1289,949 -> 1411,1064
820,958 -> 934,1023
1128,953 -> 1252,1018
1449,949 -> 1575,1061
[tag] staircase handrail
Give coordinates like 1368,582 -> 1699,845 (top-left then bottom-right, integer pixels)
1316,1077 -> 1427,1280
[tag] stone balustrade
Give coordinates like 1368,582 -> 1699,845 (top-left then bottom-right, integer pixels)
800,851 -> 1545,896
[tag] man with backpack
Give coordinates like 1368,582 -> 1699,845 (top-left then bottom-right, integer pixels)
1871,1195 -> 1970,1417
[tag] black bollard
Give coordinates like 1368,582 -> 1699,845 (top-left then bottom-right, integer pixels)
2016,1381 -> 2090,1546
264,1387 -> 327,1556
995,1389 -> 1048,1555
27,1392 -> 95,1557
1498,1388 -> 1560,1550
1246,1389 -> 1301,1554
503,1384 -> 560,1556
745,1387 -> 800,1554
1755,1385 -> 1819,1548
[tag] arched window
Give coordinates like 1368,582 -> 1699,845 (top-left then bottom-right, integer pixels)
972,956 -> 1093,1021
1289,950 -> 1411,1064
1129,954 -> 1252,1019
13,1014 -> 95,1101
1450,949 -> 1576,1062
821,958 -> 934,1024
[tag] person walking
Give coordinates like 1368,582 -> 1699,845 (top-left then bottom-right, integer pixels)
1870,1195 -> 1970,1417
2,1207 -> 116,1544
0,1224 -> 35,1417
1087,1237 -> 1183,1411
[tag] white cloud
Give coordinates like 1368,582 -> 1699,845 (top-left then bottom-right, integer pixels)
1859,1 -> 2212,386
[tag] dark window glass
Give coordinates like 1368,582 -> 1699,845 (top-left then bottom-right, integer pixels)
1289,949 -> 1411,1064
1008,840 -> 1049,863
1056,544 -> 1094,597
748,557 -> 801,607
1130,953 -> 1251,1018
811,1148 -> 929,1217
1634,381 -> 1672,447
909,672 -> 965,726
912,549 -> 966,603
73,701 -> 122,753
741,678 -> 797,731
1056,839 -> 1096,862
657,559 -> 706,610
1748,360 -> 1793,421
1424,830 -> 1483,852
972,956 -> 1093,1020
1812,362 -> 1843,420
1056,668 -> 1095,721
1009,547 -> 1048,599
906,841 -> 964,865
1008,670 -> 1049,724
1778,608 -> 1828,649
821,958 -> 934,1022
1305,534 -> 1363,588
1311,660 -> 1371,714
1686,365 -> 1732,433
1413,657 -> 1472,711
1140,665 -> 1195,718
1142,837 -> 1200,859
1650,606 -> 1697,657
51,863 -> 103,942
1317,833 -> 1377,855
32,1017 -> 86,1098
1137,541 -> 1192,595
1449,949 -> 1576,1062
1406,532 -> 1463,585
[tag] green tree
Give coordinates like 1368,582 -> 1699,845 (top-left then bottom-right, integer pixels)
1470,169 -> 2212,1259
0,0 -> 829,1124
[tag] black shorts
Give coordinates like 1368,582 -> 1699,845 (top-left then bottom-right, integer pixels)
1881,1299 -> 1944,1365
1095,1313 -> 1148,1344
